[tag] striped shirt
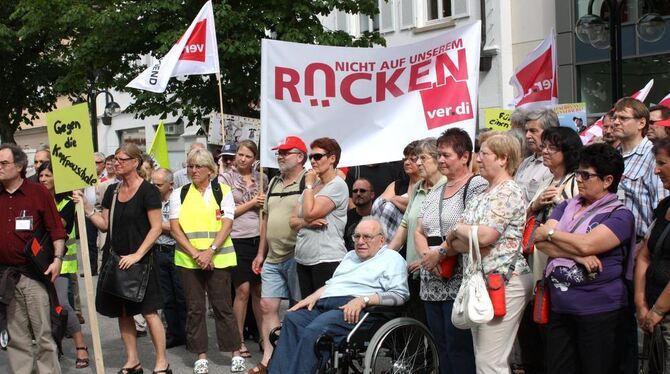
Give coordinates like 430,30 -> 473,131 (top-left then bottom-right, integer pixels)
618,137 -> 669,238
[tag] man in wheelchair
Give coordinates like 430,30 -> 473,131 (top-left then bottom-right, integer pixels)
268,216 -> 409,373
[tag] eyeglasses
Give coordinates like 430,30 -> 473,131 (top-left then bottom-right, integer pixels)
309,153 -> 329,161
418,154 -> 434,162
352,233 -> 382,242
95,160 -> 104,164
275,150 -> 302,157
352,188 -> 369,194
612,115 -> 639,122
539,144 -> 560,154
187,164 -> 206,170
0,161 -> 14,168
402,156 -> 418,163
113,156 -> 133,163
575,170 -> 602,181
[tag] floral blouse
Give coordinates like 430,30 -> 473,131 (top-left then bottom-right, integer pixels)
460,179 -> 530,275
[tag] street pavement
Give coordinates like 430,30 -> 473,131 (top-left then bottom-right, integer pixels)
0,273 -> 268,374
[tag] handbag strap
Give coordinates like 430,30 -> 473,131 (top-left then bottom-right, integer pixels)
653,219 -> 670,255
108,184 -> 120,255
439,175 -> 475,240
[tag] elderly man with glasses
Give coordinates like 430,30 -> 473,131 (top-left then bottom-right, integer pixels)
268,216 -> 409,374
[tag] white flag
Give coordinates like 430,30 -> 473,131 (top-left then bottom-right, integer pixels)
127,1 -> 219,93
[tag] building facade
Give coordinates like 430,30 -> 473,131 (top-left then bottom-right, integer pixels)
557,0 -> 670,115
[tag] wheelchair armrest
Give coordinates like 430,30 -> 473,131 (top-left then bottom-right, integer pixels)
363,304 -> 406,315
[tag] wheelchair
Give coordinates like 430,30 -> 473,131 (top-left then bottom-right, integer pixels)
270,305 -> 439,373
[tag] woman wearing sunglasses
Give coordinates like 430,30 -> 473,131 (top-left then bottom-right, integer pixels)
534,143 -> 635,374
289,137 -> 348,297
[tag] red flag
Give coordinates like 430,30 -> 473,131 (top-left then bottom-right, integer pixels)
127,1 -> 220,93
510,29 -> 557,109
657,92 -> 670,107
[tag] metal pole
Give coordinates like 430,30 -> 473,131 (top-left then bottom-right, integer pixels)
615,0 -> 624,100
609,0 -> 624,103
88,91 -> 99,152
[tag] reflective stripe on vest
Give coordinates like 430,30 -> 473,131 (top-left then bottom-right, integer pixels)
56,198 -> 78,274
175,183 -> 236,269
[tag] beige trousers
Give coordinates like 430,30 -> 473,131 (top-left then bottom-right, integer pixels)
7,275 -> 61,374
471,273 -> 533,374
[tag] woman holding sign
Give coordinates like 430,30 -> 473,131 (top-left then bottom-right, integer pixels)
38,161 -> 90,369
74,143 -> 169,374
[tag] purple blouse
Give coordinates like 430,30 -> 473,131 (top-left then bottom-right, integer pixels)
547,201 -> 635,315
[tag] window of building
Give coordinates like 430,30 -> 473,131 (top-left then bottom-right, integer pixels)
420,0 -> 470,26
400,0 -> 415,29
578,53 -> 670,114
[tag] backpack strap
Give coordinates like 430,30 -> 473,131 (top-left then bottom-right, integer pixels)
266,173 -> 306,198
180,181 -> 222,207
180,183 -> 191,204
211,179 -> 223,207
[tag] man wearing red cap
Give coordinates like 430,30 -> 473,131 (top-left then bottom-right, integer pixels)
248,136 -> 307,374
648,105 -> 670,144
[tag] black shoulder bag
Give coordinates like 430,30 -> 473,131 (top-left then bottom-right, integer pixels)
99,185 -> 152,302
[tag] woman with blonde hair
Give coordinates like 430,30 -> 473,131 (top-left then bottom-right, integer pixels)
169,148 -> 245,373
75,143 -> 169,374
447,134 -> 532,374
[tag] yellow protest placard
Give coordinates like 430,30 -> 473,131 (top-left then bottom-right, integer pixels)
46,103 -> 98,193
485,108 -> 513,131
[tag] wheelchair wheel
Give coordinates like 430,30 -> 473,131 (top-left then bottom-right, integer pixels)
362,317 -> 438,374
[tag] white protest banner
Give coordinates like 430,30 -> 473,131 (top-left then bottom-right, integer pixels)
126,0 -> 219,93
510,29 -> 557,109
260,22 -> 481,168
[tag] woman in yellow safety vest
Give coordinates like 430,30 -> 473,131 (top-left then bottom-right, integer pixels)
169,148 -> 245,374
37,161 -> 90,368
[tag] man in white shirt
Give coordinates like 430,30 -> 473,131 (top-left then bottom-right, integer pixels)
514,108 -> 559,204
268,217 -> 408,373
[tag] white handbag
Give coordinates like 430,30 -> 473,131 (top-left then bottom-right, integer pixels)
451,225 -> 494,329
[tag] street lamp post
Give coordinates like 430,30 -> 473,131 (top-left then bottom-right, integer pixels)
575,0 -> 666,103
87,72 -> 120,151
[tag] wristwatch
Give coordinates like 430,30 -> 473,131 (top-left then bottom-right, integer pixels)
547,229 -> 555,242
362,296 -> 370,306
305,184 -> 313,190
209,245 -> 218,253
55,255 -> 65,261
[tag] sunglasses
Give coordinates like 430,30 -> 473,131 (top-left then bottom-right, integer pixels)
309,153 -> 329,161
276,150 -> 302,157
352,188 -> 369,194
575,170 -> 602,181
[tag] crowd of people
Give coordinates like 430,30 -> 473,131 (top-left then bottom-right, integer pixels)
1,95 -> 670,374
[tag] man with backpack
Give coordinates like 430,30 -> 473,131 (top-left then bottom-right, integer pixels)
247,136 -> 307,374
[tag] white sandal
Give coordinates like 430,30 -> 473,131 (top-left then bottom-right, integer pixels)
231,356 -> 246,372
193,359 -> 209,374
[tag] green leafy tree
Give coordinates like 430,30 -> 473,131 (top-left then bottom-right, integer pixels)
1,0 -> 384,144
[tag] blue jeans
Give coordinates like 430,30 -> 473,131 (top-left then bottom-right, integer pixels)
424,300 -> 475,374
269,296 -> 377,373
155,246 -> 187,343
